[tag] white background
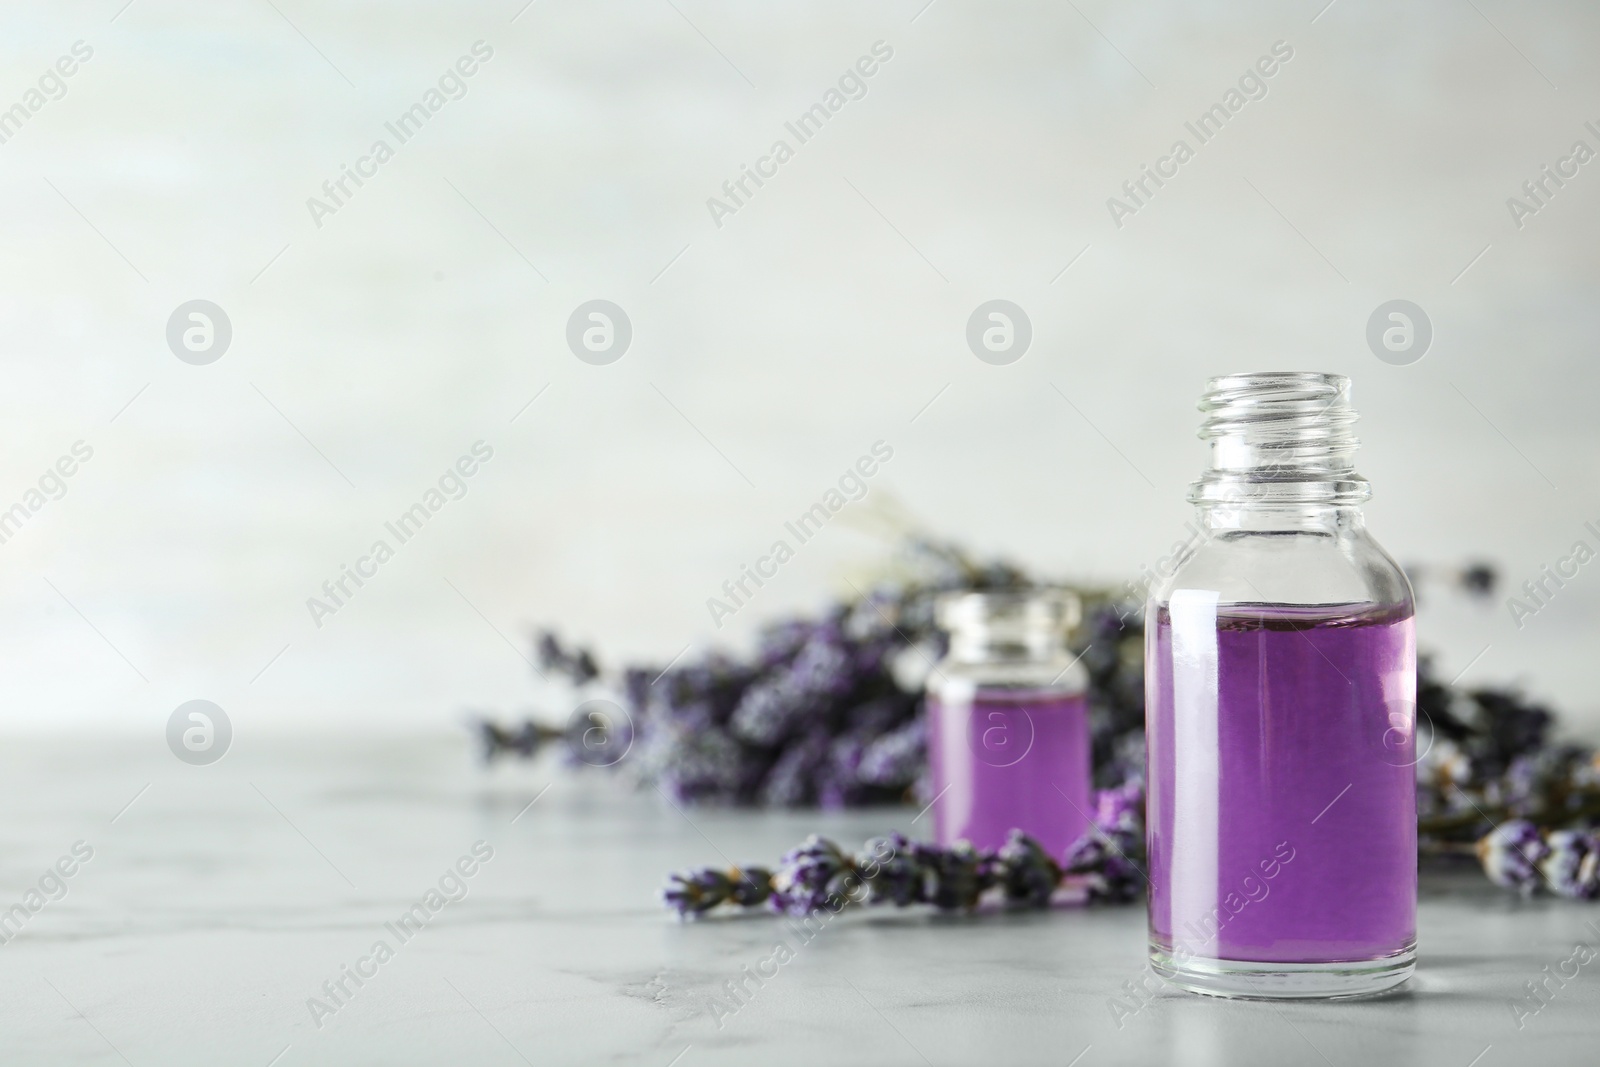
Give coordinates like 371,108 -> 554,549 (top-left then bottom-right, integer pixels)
1,0 -> 1596,735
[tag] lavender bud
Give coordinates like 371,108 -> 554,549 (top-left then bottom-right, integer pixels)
1476,820 -> 1549,896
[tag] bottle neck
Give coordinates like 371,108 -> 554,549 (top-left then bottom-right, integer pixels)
947,629 -> 1069,664
1196,502 -> 1365,534
936,590 -> 1079,665
1189,371 -> 1372,512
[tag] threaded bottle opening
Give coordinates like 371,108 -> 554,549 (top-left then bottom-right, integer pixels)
1189,371 -> 1371,506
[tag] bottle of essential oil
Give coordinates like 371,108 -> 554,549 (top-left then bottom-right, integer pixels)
1146,372 -> 1417,998
926,590 -> 1091,858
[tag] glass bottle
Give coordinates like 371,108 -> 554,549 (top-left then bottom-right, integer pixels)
925,590 -> 1091,858
1145,372 -> 1416,998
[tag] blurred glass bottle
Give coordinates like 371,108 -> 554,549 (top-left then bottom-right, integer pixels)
925,590 -> 1090,858
1145,372 -> 1416,999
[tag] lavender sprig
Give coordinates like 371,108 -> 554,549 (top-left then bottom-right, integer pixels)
770,836 -> 854,916
1476,819 -> 1600,899
1062,825 -> 1146,904
661,789 -> 1148,919
538,632 -> 599,684
995,831 -> 1064,907
473,718 -> 557,762
661,868 -> 737,915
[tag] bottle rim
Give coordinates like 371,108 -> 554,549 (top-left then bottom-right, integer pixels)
935,588 -> 1082,635
1190,370 -> 1371,507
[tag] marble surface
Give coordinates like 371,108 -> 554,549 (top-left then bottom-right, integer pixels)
2,734 -> 1596,1066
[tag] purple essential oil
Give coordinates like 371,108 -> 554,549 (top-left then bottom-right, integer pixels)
928,689 -> 1091,857
1147,603 -> 1417,965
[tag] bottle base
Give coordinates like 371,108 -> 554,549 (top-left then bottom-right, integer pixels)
1149,944 -> 1415,1000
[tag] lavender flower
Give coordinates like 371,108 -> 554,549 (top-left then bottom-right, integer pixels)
1063,824 -> 1146,904
858,719 -> 925,789
645,723 -> 748,805
756,618 -> 816,665
996,831 -> 1062,906
859,832 -> 924,907
1093,782 -> 1144,834
662,866 -> 775,918
473,718 -> 548,762
622,668 -> 652,717
817,736 -> 868,810
1476,820 -> 1550,895
537,632 -> 599,685
771,835 -> 852,917
661,868 -> 733,918
788,633 -> 855,699
1539,831 -> 1600,900
729,867 -> 776,908
760,736 -> 827,808
917,839 -> 988,910
729,678 -> 809,746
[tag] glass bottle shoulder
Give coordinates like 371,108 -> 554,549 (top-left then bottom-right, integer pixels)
1150,521 -> 1413,614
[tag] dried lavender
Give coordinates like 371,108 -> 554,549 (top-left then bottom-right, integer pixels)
1061,780 -> 1148,903
473,719 -> 556,762
995,831 -> 1063,906
662,788 -> 1148,918
538,632 -> 599,685
1541,831 -> 1600,900
661,866 -> 776,914
861,832 -> 926,907
482,538 -> 1126,809
665,829 -> 1111,919
1062,825 -> 1147,904
661,867 -> 736,915
769,835 -> 854,917
1474,820 -> 1600,900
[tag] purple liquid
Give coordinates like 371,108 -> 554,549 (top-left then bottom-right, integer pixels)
927,690 -> 1091,857
1147,600 -> 1416,964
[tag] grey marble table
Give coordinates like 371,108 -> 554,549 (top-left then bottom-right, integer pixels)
0,735 -> 1592,1066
